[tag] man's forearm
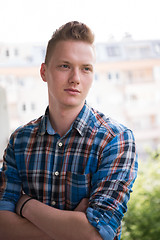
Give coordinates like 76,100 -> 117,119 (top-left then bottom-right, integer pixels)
20,199 -> 102,240
0,211 -> 53,240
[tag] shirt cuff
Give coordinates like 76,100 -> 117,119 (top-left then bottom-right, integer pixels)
0,200 -> 15,212
86,207 -> 116,240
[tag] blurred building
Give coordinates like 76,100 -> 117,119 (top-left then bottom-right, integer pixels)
0,39 -> 160,160
89,38 -> 160,158
0,43 -> 48,132
0,43 -> 48,162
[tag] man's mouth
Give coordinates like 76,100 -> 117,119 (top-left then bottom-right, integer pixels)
64,88 -> 80,93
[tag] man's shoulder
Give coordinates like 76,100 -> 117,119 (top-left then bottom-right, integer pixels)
90,107 -> 128,138
11,115 -> 44,141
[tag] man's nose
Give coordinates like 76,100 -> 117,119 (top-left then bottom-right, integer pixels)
68,68 -> 80,84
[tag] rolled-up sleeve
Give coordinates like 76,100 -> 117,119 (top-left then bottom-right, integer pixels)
0,135 -> 21,212
86,129 -> 138,240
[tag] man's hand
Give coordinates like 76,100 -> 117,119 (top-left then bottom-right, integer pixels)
15,195 -> 102,240
74,198 -> 89,213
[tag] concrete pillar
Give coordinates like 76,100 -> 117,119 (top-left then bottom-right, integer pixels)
0,87 -> 9,161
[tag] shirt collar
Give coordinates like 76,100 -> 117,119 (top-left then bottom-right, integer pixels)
47,115 -> 56,135
38,107 -> 49,136
73,102 -> 92,136
38,102 -> 92,137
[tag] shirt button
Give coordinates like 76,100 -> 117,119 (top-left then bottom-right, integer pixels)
58,142 -> 63,147
95,218 -> 99,223
51,200 -> 56,206
55,171 -> 59,176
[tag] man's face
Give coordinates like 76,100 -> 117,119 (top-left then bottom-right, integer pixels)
41,40 -> 95,111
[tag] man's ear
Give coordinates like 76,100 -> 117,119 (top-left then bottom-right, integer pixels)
40,63 -> 47,82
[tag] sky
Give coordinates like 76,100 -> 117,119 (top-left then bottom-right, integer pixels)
0,0 -> 160,44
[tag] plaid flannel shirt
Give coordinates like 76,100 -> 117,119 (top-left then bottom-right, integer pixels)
0,103 -> 138,240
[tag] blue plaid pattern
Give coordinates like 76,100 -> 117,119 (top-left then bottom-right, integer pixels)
0,103 -> 138,240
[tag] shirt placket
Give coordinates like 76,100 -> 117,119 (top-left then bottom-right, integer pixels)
51,138 -> 64,208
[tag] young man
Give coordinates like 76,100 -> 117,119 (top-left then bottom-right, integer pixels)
0,21 -> 138,240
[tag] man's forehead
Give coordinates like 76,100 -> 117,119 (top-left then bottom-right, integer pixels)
51,40 -> 96,63
53,40 -> 94,52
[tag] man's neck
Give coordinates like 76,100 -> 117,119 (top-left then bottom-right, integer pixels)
48,103 -> 84,137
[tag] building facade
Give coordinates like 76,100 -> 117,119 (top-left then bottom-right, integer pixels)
91,39 -> 160,158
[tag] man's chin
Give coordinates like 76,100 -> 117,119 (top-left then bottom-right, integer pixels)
61,100 -> 85,110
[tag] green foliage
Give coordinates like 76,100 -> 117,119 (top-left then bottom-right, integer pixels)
121,149 -> 160,240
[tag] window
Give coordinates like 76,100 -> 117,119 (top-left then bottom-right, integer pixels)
106,46 -> 121,57
140,46 -> 151,57
6,49 -> 9,57
131,94 -> 137,101
115,72 -> 119,79
14,49 -> 19,56
94,73 -> 99,81
22,104 -> 26,111
107,73 -> 112,80
107,72 -> 120,82
154,43 -> 160,55
128,71 -> 133,83
31,103 -> 35,111
150,114 -> 156,125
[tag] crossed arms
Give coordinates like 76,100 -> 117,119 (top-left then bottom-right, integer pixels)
0,197 -> 101,240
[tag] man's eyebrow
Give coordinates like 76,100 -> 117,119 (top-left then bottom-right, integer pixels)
58,60 -> 70,64
82,64 -> 94,69
58,61 -> 94,67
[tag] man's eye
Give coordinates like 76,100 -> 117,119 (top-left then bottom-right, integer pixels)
84,67 -> 89,71
61,64 -> 69,69
83,67 -> 92,72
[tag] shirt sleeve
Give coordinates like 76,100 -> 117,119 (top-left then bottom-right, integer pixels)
0,134 -> 22,212
86,129 -> 138,240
